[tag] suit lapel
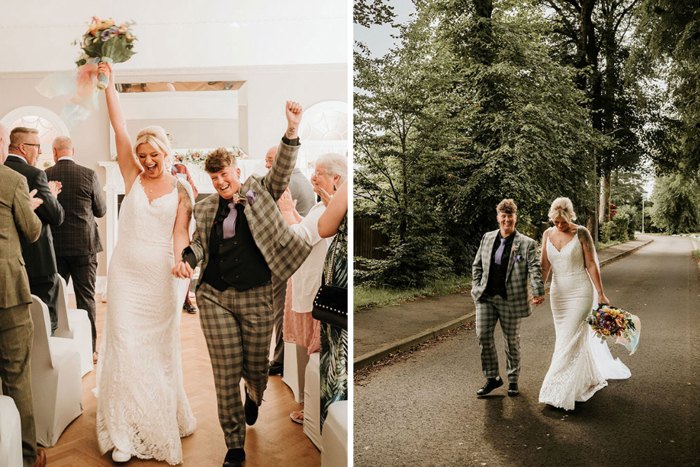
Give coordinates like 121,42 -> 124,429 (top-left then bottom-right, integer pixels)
506,231 -> 521,282
483,230 -> 497,274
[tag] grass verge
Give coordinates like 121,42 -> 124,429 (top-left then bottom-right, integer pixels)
354,275 -> 471,312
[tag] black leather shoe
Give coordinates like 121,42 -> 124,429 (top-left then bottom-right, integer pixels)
183,303 -> 197,314
223,448 -> 245,467
244,389 -> 259,426
508,382 -> 519,396
268,361 -> 283,376
476,376 -> 503,396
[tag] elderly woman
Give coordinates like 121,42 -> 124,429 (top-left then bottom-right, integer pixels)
277,153 -> 347,424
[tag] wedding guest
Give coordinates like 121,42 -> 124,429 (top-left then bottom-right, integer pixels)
277,153 -> 347,424
46,136 -> 107,363
317,179 -> 348,430
265,144 -> 315,376
0,122 -> 46,467
169,159 -> 198,314
173,102 -> 311,467
5,127 -> 64,333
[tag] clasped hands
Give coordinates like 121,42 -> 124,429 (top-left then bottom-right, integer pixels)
172,260 -> 194,279
531,295 -> 545,306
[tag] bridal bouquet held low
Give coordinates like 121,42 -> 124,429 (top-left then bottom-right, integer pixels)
587,304 -> 641,355
35,17 -> 136,128
76,17 -> 137,89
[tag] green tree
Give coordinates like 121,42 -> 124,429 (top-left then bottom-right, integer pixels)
650,174 -> 700,233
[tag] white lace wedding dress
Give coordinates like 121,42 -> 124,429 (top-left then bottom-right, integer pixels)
539,231 -> 630,410
96,176 -> 196,464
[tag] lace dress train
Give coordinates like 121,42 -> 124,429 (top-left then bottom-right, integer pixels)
95,177 -> 196,464
539,236 -> 630,411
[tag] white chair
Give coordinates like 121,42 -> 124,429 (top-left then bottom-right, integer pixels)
303,352 -> 321,450
321,400 -> 348,467
0,396 -> 23,467
282,342 -> 310,404
29,295 -> 83,447
54,276 -> 93,376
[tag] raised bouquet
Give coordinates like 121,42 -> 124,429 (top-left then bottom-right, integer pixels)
586,304 -> 641,354
75,17 -> 137,89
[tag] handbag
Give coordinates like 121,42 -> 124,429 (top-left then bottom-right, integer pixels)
312,284 -> 347,330
312,234 -> 347,330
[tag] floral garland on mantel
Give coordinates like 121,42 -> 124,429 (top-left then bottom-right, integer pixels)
110,146 -> 248,169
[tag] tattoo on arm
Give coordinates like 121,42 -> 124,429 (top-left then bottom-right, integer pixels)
177,182 -> 193,218
286,126 -> 298,139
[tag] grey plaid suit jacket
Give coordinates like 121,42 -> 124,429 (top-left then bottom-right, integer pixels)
189,139 -> 312,285
471,229 -> 545,318
45,159 -> 107,257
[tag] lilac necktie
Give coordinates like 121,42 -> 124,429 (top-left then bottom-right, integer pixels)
222,203 -> 238,239
494,238 -> 506,265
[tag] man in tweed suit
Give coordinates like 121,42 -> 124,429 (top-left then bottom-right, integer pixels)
471,199 -> 545,397
0,123 -> 46,467
5,127 -> 64,334
173,101 -> 311,467
45,136 -> 106,361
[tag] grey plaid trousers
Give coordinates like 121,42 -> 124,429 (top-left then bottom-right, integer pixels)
196,281 -> 274,449
475,294 -> 522,383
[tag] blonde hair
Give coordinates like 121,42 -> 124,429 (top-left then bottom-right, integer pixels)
134,125 -> 172,166
549,197 -> 577,222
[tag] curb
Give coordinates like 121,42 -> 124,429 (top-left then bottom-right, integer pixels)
353,237 -> 654,371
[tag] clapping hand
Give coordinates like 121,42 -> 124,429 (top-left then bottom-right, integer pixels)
171,260 -> 194,279
318,187 -> 333,207
48,181 -> 62,198
278,189 -> 297,213
29,189 -> 43,210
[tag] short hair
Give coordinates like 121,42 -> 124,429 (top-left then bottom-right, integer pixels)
134,125 -> 172,167
315,153 -> 348,185
548,197 -> 577,222
205,148 -> 238,173
52,136 -> 73,152
496,199 -> 517,214
9,127 -> 39,148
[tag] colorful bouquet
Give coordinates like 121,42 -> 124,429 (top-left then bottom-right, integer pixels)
586,304 -> 641,354
75,17 -> 137,89
174,147 -> 248,169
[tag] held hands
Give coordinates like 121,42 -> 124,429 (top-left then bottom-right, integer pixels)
29,189 -> 43,210
277,189 -> 297,212
318,187 -> 332,207
48,181 -> 62,198
285,101 -> 303,139
531,296 -> 545,307
171,260 -> 194,279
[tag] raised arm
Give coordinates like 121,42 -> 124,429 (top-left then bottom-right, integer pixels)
318,179 -> 347,238
99,62 -> 141,191
264,102 -> 303,200
578,226 -> 609,304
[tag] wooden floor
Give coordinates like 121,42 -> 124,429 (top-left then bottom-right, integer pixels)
44,295 -> 320,466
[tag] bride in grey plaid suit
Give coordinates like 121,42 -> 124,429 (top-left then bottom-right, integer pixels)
471,199 -> 545,397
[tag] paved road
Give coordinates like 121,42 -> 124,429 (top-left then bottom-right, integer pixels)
354,235 -> 700,466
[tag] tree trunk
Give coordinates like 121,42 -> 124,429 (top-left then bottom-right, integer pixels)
599,172 -> 611,225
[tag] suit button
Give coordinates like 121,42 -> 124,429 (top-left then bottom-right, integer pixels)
234,241 -> 238,245
235,258 -> 239,262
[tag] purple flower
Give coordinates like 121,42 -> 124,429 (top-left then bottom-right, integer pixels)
100,29 -> 112,41
246,190 -> 257,205
514,254 -> 523,263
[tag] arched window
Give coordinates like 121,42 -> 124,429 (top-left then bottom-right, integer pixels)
1,106 -> 70,170
298,101 -> 348,176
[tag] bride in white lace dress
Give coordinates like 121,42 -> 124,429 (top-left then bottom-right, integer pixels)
539,198 -> 630,410
95,62 -> 196,463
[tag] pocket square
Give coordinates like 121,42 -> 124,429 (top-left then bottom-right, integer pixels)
246,190 -> 257,205
514,254 -> 523,263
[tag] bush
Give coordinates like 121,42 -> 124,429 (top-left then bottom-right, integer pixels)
600,221 -> 616,243
612,214 -> 630,241
616,205 -> 637,240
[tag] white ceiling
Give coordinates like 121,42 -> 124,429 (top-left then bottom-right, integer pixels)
0,0 -> 348,72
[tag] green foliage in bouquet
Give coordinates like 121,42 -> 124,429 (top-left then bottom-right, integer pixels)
75,17 -> 136,66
